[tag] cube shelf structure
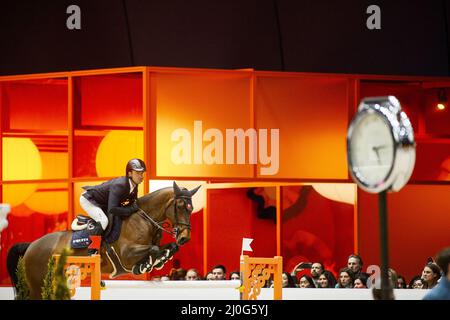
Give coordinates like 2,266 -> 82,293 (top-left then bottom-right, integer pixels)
1,67 -> 449,283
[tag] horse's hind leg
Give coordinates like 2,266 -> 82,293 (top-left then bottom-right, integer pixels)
23,232 -> 71,299
24,244 -> 54,299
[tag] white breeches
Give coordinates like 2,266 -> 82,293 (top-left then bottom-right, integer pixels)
80,193 -> 108,230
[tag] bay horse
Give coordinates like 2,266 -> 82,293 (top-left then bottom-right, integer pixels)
7,181 -> 200,299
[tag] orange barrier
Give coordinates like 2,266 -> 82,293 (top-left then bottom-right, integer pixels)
240,255 -> 282,300
53,254 -> 101,300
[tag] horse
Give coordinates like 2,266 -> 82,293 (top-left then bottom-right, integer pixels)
7,181 -> 200,299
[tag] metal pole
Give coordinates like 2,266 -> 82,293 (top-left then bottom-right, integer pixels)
378,190 -> 394,300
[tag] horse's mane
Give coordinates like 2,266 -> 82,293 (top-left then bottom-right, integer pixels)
136,185 -> 191,212
137,187 -> 173,204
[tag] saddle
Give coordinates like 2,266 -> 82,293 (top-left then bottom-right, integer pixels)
71,215 -> 94,231
70,215 -> 104,250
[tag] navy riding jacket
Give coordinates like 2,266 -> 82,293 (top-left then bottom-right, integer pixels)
82,176 -> 138,215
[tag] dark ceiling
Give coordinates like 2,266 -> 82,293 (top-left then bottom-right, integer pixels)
1,0 -> 449,76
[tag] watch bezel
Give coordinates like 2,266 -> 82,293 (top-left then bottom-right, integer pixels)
347,96 -> 415,193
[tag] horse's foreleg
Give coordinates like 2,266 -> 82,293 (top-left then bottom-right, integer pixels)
126,243 -> 179,275
152,242 -> 179,270
118,243 -> 160,275
120,243 -> 158,262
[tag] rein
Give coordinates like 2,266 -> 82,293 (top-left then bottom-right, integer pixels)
137,208 -> 176,238
136,193 -> 192,240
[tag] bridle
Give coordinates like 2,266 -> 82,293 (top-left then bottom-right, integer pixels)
136,193 -> 192,240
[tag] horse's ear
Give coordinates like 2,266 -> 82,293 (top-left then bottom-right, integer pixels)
173,181 -> 182,196
189,185 -> 201,196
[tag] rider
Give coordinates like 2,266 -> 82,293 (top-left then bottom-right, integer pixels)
79,158 -> 146,239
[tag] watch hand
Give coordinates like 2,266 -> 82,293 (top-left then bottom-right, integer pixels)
372,146 -> 381,164
372,145 -> 387,151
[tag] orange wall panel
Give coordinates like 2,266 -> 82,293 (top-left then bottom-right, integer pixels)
154,73 -> 253,178
255,76 -> 349,179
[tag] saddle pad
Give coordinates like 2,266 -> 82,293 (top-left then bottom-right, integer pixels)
71,229 -> 92,249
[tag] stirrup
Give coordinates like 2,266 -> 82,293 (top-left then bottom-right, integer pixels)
87,248 -> 99,255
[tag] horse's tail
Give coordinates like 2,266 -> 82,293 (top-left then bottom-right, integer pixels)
7,242 -> 31,287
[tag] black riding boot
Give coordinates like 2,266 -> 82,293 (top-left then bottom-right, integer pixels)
87,220 -> 103,235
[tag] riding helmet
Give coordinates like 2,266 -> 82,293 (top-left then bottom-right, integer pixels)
126,158 -> 147,175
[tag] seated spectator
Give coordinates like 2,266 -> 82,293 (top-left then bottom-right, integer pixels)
298,275 -> 315,288
266,276 -> 274,288
422,263 -> 441,289
310,262 -> 325,287
185,268 -> 200,281
423,247 -> 450,300
170,268 -> 186,280
212,264 -> 227,280
317,270 -> 337,288
409,275 -> 427,289
354,273 -> 369,288
388,268 -> 398,288
205,272 -> 214,280
282,272 -> 297,288
336,268 -> 355,288
396,275 -> 407,288
347,254 -> 364,276
229,271 -> 241,280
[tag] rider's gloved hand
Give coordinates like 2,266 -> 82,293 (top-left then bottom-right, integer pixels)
129,202 -> 139,212
109,202 -> 140,217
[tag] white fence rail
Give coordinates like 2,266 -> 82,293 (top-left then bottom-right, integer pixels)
0,280 -> 428,300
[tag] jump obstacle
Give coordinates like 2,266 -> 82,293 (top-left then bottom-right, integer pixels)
0,254 -> 427,300
51,254 -> 283,300
240,255 -> 283,300
53,254 -> 101,300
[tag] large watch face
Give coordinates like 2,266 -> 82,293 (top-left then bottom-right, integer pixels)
349,111 -> 395,186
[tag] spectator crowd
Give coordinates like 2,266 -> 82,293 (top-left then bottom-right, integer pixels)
150,247 -> 450,297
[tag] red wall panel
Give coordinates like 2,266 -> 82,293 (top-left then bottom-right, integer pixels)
358,185 -> 450,282
75,74 -> 142,128
207,188 -> 277,276
281,186 -> 354,277
2,80 -> 68,131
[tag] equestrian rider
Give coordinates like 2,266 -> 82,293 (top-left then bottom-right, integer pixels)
80,158 -> 146,237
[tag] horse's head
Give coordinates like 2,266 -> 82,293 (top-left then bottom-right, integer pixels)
170,181 -> 201,246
